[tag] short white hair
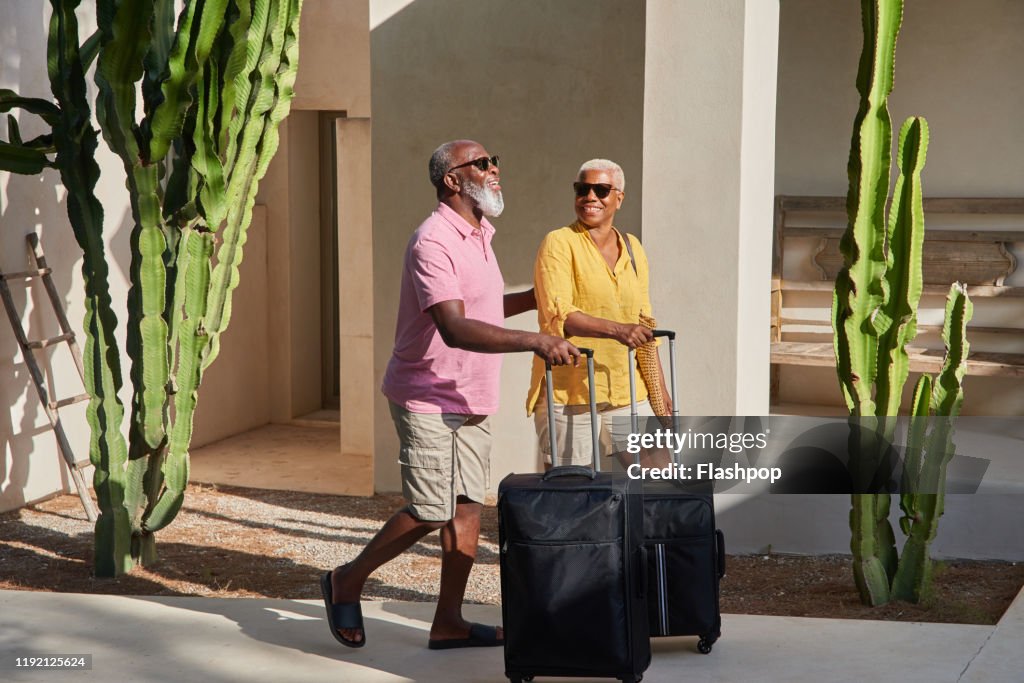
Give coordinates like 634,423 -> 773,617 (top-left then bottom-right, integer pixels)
577,158 -> 625,191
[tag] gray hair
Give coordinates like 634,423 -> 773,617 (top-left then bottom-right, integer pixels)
578,158 -> 625,191
428,141 -> 462,189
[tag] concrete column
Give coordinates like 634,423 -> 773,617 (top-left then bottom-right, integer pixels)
336,117 -> 375,460
642,0 -> 779,415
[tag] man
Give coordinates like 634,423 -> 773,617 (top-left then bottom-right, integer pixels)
321,140 -> 580,650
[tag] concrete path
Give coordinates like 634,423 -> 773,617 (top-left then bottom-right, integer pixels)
1,589 -> 1019,682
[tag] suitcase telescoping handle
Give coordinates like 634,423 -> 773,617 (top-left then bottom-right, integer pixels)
627,329 -> 680,451
542,348 -> 601,480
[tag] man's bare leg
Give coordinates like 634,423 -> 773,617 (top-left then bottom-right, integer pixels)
331,507 -> 446,644
429,497 -> 503,642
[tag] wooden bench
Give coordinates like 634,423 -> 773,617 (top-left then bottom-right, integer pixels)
770,196 -> 1024,404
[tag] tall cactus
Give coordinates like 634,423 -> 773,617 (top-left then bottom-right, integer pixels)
0,0 -> 304,575
890,285 -> 971,602
833,0 -> 971,605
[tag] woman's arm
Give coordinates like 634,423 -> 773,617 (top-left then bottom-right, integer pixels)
503,288 -> 536,317
655,352 -> 673,415
632,235 -> 671,411
563,311 -> 653,349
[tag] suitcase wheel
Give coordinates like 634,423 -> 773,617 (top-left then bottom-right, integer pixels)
506,676 -> 532,682
620,676 -> 641,683
697,637 -> 713,654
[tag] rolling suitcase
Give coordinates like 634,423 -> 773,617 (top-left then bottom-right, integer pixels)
499,349 -> 651,683
629,330 -> 725,652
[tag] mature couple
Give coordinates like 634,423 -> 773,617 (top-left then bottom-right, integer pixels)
320,139 -> 669,651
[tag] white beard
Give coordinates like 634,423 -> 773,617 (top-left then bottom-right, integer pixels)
463,178 -> 505,218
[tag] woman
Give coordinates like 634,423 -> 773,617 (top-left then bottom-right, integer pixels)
527,159 -> 671,467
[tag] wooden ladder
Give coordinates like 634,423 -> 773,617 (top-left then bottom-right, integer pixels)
0,233 -> 98,522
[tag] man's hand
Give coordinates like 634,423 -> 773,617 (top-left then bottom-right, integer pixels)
533,335 -> 581,366
613,323 -> 655,349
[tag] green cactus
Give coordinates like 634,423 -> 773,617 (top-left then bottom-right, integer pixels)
834,0 -> 971,605
890,285 -> 971,602
0,0 -> 303,575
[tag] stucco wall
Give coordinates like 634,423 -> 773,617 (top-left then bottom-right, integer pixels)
773,0 -> 1024,415
776,0 -> 1024,197
643,0 -> 777,417
370,0 -> 647,493
1,1 -> 372,512
1,3 -> 121,511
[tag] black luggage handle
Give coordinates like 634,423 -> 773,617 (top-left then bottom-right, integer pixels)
545,348 -> 600,472
542,465 -> 596,481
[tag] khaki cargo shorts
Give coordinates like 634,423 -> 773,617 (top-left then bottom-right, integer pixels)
389,401 -> 492,522
534,395 -> 655,467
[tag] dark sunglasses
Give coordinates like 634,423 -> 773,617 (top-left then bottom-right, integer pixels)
447,155 -> 500,174
573,182 -> 620,199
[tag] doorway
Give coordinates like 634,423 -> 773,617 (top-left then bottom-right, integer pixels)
319,111 -> 346,411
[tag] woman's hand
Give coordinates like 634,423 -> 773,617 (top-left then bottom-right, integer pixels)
656,352 -> 673,415
614,323 -> 655,349
660,381 -> 674,416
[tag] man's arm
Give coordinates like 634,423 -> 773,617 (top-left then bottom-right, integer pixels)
503,288 -> 536,318
429,299 -> 579,365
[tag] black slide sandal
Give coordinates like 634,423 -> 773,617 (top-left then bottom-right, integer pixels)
320,571 -> 366,648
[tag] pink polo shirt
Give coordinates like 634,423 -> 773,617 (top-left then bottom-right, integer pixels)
381,202 -> 506,414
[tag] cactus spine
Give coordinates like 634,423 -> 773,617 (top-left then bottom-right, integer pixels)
0,0 -> 303,575
834,0 -> 971,605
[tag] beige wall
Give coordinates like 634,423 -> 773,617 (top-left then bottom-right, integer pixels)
370,0 -> 647,492
259,1 -> 372,428
1,1 -> 372,511
1,2 -> 129,511
774,0 -> 1024,415
191,207 -> 271,446
293,0 -> 371,116
776,0 -> 1024,197
643,0 -> 778,417
336,117 -> 375,456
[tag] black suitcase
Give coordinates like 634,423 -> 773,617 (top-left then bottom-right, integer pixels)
499,349 -> 651,683
629,331 -> 725,651
643,485 -> 724,650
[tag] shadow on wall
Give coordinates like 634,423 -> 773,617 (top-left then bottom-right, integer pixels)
0,2 -> 133,510
1,2 -> 70,508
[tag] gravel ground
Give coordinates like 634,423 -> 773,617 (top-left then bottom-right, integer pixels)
0,483 -> 504,603
1,483 -> 1021,625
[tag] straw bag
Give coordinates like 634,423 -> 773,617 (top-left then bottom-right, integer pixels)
637,312 -> 671,424
623,235 -> 671,424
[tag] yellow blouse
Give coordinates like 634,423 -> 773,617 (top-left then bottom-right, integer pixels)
526,222 -> 655,414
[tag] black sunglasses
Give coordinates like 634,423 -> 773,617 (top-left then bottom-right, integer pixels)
573,182 -> 620,199
447,155 -> 500,174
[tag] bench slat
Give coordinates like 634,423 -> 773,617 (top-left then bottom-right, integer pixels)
771,341 -> 1024,378
778,196 -> 1024,214
778,279 -> 1024,298
784,226 -> 1024,243
810,238 -> 1013,285
779,317 -> 1020,336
